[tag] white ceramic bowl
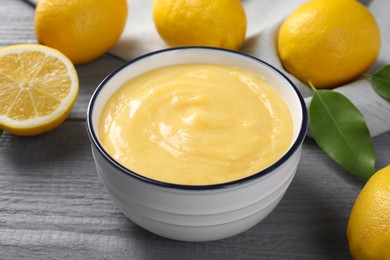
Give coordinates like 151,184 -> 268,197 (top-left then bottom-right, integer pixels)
87,47 -> 308,242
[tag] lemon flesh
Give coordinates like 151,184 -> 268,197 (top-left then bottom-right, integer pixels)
0,44 -> 79,136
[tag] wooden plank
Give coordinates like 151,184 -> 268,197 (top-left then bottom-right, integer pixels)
0,0 -> 36,47
1,0 -> 389,259
1,120 -> 388,259
69,57 -> 126,119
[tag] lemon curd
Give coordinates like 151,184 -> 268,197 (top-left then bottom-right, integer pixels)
99,64 -> 293,185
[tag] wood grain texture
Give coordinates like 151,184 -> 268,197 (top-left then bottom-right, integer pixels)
0,0 -> 389,259
2,124 -> 389,259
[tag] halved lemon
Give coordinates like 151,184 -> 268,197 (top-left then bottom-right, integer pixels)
0,44 -> 79,136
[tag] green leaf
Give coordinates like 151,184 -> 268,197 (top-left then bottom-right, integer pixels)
0,129 -> 2,137
371,65 -> 390,101
309,89 -> 376,179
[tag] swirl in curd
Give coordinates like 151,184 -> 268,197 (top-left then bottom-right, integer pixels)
99,64 -> 293,185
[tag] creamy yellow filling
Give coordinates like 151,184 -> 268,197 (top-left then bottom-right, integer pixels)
100,64 -> 293,185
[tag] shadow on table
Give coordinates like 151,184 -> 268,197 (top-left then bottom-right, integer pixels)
0,120 -> 91,176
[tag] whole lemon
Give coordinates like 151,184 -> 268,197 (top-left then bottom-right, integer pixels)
152,0 -> 246,50
277,0 -> 381,88
347,165 -> 390,259
35,0 -> 128,65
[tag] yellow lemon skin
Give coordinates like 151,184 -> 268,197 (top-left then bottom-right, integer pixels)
34,0 -> 128,65
1,102 -> 75,137
153,0 -> 246,50
277,0 -> 381,88
347,165 -> 390,260
0,44 -> 79,136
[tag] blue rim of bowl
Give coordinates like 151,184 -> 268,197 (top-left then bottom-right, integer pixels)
86,46 -> 308,191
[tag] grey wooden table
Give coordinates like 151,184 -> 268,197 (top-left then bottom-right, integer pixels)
1,0 -> 389,259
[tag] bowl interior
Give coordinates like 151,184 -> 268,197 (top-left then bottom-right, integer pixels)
87,47 -> 307,187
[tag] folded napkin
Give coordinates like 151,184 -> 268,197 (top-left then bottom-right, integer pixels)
28,0 -> 390,137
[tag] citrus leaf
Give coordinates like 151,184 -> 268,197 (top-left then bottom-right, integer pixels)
309,89 -> 376,179
371,65 -> 390,101
0,129 -> 2,137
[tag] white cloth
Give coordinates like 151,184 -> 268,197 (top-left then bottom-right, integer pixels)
29,0 -> 390,137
